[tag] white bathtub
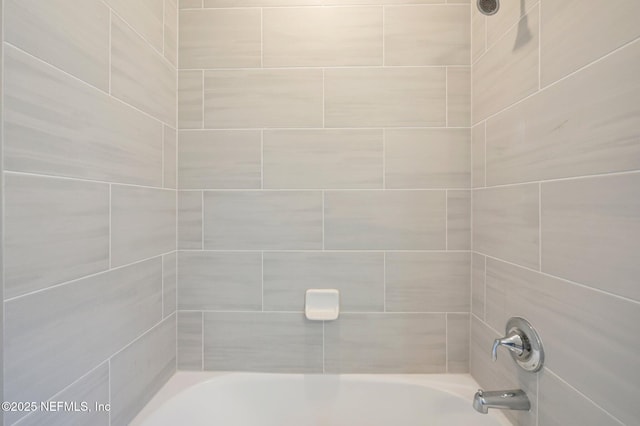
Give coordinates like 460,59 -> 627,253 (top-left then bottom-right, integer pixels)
132,372 -> 512,426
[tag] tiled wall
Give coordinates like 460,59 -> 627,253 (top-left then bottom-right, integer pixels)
176,0 -> 472,374
470,1 -> 640,425
2,0 -> 178,425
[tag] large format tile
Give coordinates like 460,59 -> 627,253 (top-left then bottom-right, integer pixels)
111,316 -> 176,426
5,174 -> 109,299
111,15 -> 176,126
104,0 -> 164,52
263,129 -> 383,189
178,312 -> 203,371
164,0 -> 178,66
324,313 -> 446,373
163,126 -> 176,189
179,8 -> 261,69
472,184 -> 539,269
180,0 -> 202,8
204,191 -> 322,250
178,251 -> 262,311
471,253 -> 485,319
178,70 -> 203,129
384,5 -> 470,65
163,252 -> 177,317
471,122 -> 485,188
385,252 -> 470,312
541,174 -> 640,302
486,39 -> 640,185
15,363 -> 110,426
471,2 -> 486,63
263,252 -> 384,312
4,45 -> 163,186
473,5 -> 539,122
447,190 -> 471,250
204,0 -> 321,6
486,0 -> 538,48
263,7 -> 382,67
484,258 -> 640,426
324,67 -> 446,128
178,191 -> 202,249
111,185 -> 176,267
178,130 -> 261,189
538,370 -> 623,426
385,129 -> 470,189
4,259 -> 162,421
204,69 -> 323,129
5,0 -> 109,91
541,0 -> 640,86
203,312 -> 323,372
447,67 -> 471,126
447,313 -> 469,373
324,190 -> 446,250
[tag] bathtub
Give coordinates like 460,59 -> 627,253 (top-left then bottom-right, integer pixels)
132,372 -> 512,426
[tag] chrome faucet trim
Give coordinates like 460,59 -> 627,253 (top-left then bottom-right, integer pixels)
472,389 -> 531,414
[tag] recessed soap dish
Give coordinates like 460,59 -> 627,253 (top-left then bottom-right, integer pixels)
305,289 -> 339,321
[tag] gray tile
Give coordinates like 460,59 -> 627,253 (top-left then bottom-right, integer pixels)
263,6 -> 382,67
204,191 -> 323,250
5,174 -> 109,299
164,0 -> 178,67
204,69 -> 323,129
447,66 -> 471,126
263,252 -> 384,312
15,363 -> 110,426
472,184 -> 539,269
4,259 -> 162,423
384,5 -> 470,65
471,253 -> 485,319
263,129 -> 383,189
538,370 -> 623,426
4,45 -> 163,186
6,0 -> 109,91
541,174 -> 640,302
178,130 -> 261,189
324,190 -> 446,250
484,258 -> 640,426
178,70 -> 203,130
163,126 -> 177,189
472,122 -> 485,188
163,252 -> 177,317
325,67 -> 446,128
385,129 -> 470,189
447,190 -> 471,250
541,0 -> 640,86
447,313 -> 469,373
111,315 -> 176,426
325,0 -> 443,3
111,15 -> 176,126
178,312 -> 203,371
486,39 -> 640,186
178,251 -> 262,311
180,0 -> 201,8
486,0 -> 538,48
111,185 -> 176,267
385,252 -> 470,312
471,3 -> 486,63
203,312 -> 323,372
470,316 -> 537,426
324,313 -> 446,373
104,0 -> 164,52
178,191 -> 202,249
205,0 -> 321,6
472,5 -> 539,123
179,8 -> 261,69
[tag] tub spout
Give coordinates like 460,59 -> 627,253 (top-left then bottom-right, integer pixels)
473,389 -> 530,414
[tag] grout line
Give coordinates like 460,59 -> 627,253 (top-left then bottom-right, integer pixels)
180,188 -> 455,192
178,126 -> 470,131
176,249 -> 474,253
4,252 -> 173,303
4,42 -> 175,128
177,309 -> 472,315
543,368 -> 626,426
473,169 -> 640,190
182,4 -> 471,11
181,64 -> 450,71
4,170 -> 173,191
108,11 -> 112,94
477,251 -> 640,307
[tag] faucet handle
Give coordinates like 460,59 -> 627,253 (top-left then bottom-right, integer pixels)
492,332 -> 524,361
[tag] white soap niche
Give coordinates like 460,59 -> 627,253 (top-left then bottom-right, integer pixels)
305,289 -> 340,321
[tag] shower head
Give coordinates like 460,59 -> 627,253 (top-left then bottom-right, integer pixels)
477,0 -> 500,16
